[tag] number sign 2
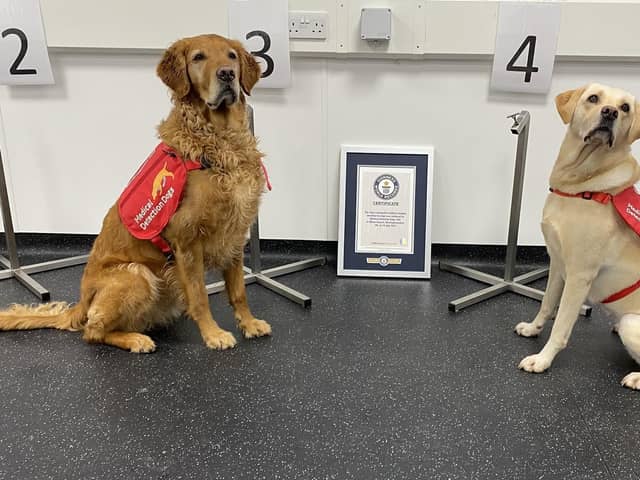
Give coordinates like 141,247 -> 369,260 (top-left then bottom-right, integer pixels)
0,0 -> 53,85
491,2 -> 561,94
228,0 -> 291,89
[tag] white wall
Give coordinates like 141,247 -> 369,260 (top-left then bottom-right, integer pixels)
2,52 -> 640,245
39,0 -> 640,58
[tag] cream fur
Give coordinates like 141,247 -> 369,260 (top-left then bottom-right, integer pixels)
515,83 -> 640,389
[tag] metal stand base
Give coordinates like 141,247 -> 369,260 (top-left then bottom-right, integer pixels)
0,257 -> 50,300
206,257 -> 326,308
0,144 -> 89,301
440,111 -> 592,317
438,262 -> 591,316
0,254 -> 89,301
205,221 -> 325,308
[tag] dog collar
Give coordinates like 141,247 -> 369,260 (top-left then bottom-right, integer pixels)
549,188 -> 612,204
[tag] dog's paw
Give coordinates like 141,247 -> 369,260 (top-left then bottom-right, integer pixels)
203,329 -> 237,350
514,322 -> 542,338
518,354 -> 551,373
240,319 -> 272,339
621,372 -> 640,390
128,334 -> 156,354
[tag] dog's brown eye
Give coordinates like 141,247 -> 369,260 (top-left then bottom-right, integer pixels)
588,94 -> 599,104
228,51 -> 237,60
192,52 -> 205,62
622,103 -> 630,113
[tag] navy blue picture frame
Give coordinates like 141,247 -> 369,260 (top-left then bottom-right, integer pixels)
338,146 -> 434,278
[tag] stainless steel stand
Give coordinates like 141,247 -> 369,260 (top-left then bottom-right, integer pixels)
206,220 -> 326,308
439,111 -> 591,316
205,105 -> 326,308
0,148 -> 88,301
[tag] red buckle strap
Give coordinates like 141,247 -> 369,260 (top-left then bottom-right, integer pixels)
549,188 -> 612,204
150,236 -> 173,260
602,278 -> 640,304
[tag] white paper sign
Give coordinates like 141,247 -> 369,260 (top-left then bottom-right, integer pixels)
490,2 -> 561,94
0,0 -> 53,85
355,165 -> 416,255
228,0 -> 290,89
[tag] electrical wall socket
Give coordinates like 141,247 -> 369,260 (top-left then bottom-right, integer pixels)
289,11 -> 328,39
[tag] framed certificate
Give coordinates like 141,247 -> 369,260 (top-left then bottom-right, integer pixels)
338,145 -> 434,278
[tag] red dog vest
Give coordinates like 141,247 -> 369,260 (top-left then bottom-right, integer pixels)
551,185 -> 640,303
118,142 -> 272,258
612,185 -> 640,235
118,143 -> 204,256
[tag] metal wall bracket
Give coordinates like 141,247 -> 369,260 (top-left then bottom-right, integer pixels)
439,111 -> 592,316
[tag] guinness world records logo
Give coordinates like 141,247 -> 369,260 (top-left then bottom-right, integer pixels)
374,174 -> 399,200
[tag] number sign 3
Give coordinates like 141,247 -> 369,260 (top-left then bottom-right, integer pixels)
491,3 -> 561,94
246,30 -> 274,79
0,0 -> 53,85
228,0 -> 291,89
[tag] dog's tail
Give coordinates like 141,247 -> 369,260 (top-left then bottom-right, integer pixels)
0,302 -> 85,332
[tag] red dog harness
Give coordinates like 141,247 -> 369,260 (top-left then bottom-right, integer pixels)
118,143 -> 203,257
550,186 -> 640,303
118,142 -> 271,259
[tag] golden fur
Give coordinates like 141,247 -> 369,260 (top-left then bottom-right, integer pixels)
0,34 -> 271,352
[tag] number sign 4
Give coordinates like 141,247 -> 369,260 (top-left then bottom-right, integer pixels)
490,2 -> 561,94
228,0 -> 291,89
0,0 -> 53,85
506,35 -> 539,84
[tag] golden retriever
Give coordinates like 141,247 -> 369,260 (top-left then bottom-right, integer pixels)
515,83 -> 640,388
0,34 -> 272,352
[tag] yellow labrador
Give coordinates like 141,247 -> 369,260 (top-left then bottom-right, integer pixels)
515,83 -> 640,389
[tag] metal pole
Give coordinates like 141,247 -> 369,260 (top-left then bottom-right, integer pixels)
504,111 -> 530,282
247,105 -> 261,275
0,147 -> 20,269
439,111 -> 591,317
249,220 -> 262,273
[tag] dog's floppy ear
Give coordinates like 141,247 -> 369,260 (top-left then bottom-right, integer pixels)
231,40 -> 261,96
157,40 -> 190,99
555,87 -> 586,124
629,102 -> 640,143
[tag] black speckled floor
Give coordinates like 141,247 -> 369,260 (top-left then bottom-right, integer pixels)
1,239 -> 639,480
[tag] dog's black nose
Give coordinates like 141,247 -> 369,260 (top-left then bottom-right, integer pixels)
601,106 -> 619,120
217,67 -> 235,83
